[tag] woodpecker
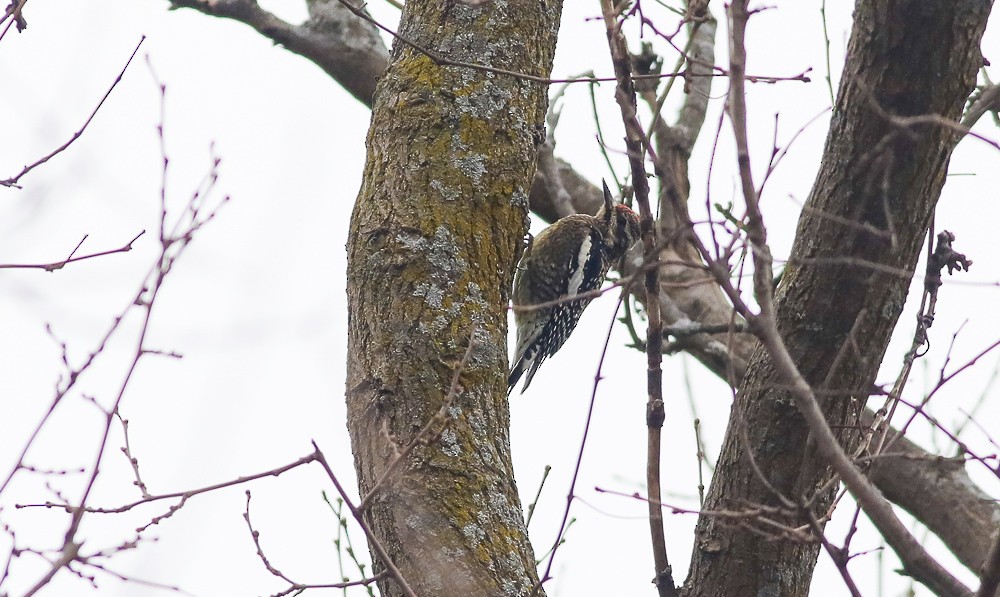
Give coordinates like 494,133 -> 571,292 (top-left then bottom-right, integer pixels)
508,181 -> 641,394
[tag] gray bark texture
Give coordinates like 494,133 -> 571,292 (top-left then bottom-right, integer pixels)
344,1 -> 561,595
682,1 -> 993,595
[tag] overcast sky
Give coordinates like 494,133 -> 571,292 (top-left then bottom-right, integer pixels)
1,1 -> 999,596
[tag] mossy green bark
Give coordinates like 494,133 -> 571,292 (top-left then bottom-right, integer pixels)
345,1 -> 561,595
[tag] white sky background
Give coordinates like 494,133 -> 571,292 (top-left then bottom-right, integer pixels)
1,1 -> 998,596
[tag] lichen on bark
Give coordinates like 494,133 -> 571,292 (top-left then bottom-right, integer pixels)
345,1 -> 562,595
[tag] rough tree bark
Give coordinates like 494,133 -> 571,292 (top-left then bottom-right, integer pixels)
344,1 -> 561,595
169,0 -> 1000,592
683,2 -> 993,595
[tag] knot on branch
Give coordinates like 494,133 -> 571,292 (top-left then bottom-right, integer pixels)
910,231 -> 971,358
646,398 -> 665,427
924,230 -> 972,293
912,314 -> 934,356
685,0 -> 711,21
7,0 -> 27,32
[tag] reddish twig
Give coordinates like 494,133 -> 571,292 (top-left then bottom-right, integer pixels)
0,231 -> 146,271
598,2 -> 675,595
115,411 -> 151,499
804,507 -> 863,597
243,491 -> 388,597
329,0 -> 805,87
17,69 -> 229,596
312,443 -> 417,597
533,295 -> 627,595
18,452 -> 320,515
0,0 -> 28,42
1,36 -> 145,188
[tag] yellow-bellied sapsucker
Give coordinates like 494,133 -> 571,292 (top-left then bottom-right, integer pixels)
508,181 -> 641,394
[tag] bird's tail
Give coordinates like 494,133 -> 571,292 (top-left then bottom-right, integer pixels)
507,358 -> 526,395
507,350 -> 542,395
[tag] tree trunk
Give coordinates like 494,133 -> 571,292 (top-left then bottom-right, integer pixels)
345,1 -> 561,595
683,1 -> 993,595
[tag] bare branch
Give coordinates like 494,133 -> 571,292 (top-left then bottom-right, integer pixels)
0,0 -> 28,42
17,452 -> 320,515
0,231 -> 146,271
865,409 -> 1000,574
312,444 -> 417,597
168,0 -> 387,106
243,491 -> 388,596
1,37 -> 144,188
525,465 -> 552,528
15,71 -> 230,595
534,295 -> 628,594
599,3 -> 675,594
725,2 -> 773,324
698,4 -> 976,595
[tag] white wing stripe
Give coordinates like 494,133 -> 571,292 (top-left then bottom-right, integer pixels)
566,235 -> 591,297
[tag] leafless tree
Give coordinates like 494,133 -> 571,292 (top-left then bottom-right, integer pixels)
169,0 -> 1000,595
4,0 -> 1000,595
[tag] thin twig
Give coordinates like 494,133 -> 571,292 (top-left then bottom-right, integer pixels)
330,0 -> 806,86
805,506 -> 863,597
313,443 -> 417,597
115,411 -> 151,499
819,0 -> 836,109
18,453 -> 320,514
18,73 -> 229,596
884,337 -> 1000,458
1,37 -> 145,188
693,418 -> 706,507
525,465 -> 552,528
322,492 -> 377,597
0,0 -> 28,44
0,231 -> 146,271
867,231 -> 973,460
243,490 -> 388,596
598,3 -> 675,594
533,295 -> 627,595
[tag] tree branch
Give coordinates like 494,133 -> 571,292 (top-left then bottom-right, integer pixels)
1,36 -> 144,188
313,444 -> 417,597
168,0 -> 388,106
0,231 -> 146,271
599,2 -> 675,594
174,0 -> 1000,590
718,5 -> 971,594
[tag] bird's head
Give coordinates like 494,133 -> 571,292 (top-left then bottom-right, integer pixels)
598,181 -> 642,258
